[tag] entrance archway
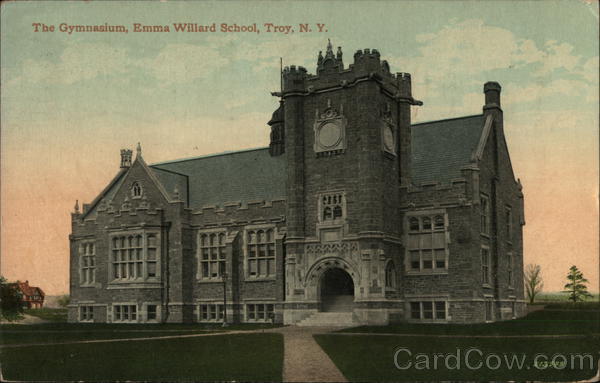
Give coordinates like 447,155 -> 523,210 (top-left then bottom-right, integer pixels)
319,268 -> 354,312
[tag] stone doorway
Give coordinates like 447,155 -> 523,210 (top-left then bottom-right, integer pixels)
319,268 -> 354,312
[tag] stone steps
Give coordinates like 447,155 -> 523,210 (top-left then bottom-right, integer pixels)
296,311 -> 356,327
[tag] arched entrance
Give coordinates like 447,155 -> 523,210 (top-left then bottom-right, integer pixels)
319,268 -> 354,312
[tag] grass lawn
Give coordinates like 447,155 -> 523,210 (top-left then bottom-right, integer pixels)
339,308 -> 600,336
23,307 -> 68,322
316,307 -> 600,382
0,322 -> 282,345
315,333 -> 599,382
535,292 -> 600,303
1,333 -> 283,381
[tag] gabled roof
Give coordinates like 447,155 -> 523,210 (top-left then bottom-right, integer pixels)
411,114 -> 485,185
151,167 -> 189,205
15,281 -> 45,297
151,147 -> 286,209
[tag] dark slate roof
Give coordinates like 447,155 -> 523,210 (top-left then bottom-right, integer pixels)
411,115 -> 485,185
151,147 -> 286,209
150,167 -> 189,205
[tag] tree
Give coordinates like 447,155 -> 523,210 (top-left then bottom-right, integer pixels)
524,264 -> 544,304
57,294 -> 70,308
0,276 -> 24,321
563,265 -> 592,303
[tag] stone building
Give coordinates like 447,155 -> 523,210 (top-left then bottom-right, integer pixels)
68,42 -> 525,325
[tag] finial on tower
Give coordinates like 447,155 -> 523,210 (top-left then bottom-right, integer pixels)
136,142 -> 142,158
317,50 -> 323,65
74,199 -> 80,214
325,39 -> 334,59
336,46 -> 343,60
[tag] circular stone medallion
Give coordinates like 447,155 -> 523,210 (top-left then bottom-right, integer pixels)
319,122 -> 342,148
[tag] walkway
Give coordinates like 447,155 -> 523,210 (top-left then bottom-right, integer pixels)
1,325 -> 349,382
273,326 -> 348,382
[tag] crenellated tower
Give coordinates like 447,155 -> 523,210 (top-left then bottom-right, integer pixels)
280,42 -> 422,324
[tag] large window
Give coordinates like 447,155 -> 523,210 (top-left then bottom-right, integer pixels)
79,242 -> 96,285
507,252 -> 514,288
485,299 -> 493,322
79,306 -> 94,322
406,213 -> 448,272
410,301 -> 447,321
199,303 -> 224,322
385,261 -> 396,289
198,232 -> 226,280
246,228 -> 276,278
505,206 -> 513,242
110,232 -> 160,282
481,246 -> 491,285
246,303 -> 274,322
113,304 -> 137,322
147,305 -> 158,321
480,194 -> 490,235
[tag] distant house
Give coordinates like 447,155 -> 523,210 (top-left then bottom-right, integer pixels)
14,280 -> 45,309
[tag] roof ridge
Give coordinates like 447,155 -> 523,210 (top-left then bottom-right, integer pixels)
412,114 -> 483,127
150,166 -> 189,178
151,146 -> 270,166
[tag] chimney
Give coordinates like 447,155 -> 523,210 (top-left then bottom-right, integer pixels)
120,149 -> 133,168
484,81 -> 501,109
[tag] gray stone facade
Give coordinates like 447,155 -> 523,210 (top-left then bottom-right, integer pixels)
69,42 -> 525,325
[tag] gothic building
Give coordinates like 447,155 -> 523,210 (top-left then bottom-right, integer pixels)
68,42 -> 525,325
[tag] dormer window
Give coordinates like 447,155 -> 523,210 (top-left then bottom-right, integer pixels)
131,182 -> 142,198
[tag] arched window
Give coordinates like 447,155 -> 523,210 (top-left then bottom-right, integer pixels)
333,205 -> 343,219
409,217 -> 419,231
385,261 -> 396,289
323,206 -> 333,220
422,217 -> 432,231
131,182 -> 142,198
434,215 -> 444,229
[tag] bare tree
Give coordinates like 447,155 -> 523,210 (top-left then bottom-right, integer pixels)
524,263 -> 544,304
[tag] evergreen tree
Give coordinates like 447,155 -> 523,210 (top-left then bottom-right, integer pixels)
563,265 -> 592,303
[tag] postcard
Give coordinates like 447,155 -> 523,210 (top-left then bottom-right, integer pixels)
1,1 -> 598,382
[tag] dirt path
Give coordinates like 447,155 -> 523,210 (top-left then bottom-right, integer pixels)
270,326 -> 348,382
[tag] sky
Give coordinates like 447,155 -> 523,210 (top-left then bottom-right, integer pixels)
1,0 -> 598,295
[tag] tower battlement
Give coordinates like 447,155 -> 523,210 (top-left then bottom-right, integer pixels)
282,42 -> 405,93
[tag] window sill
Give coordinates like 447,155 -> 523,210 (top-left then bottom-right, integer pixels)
405,270 -> 449,276
79,283 -> 101,288
482,283 -> 493,289
244,277 -> 276,282
480,233 -> 490,239
197,278 -> 226,284
107,281 -> 162,289
385,287 -> 396,292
